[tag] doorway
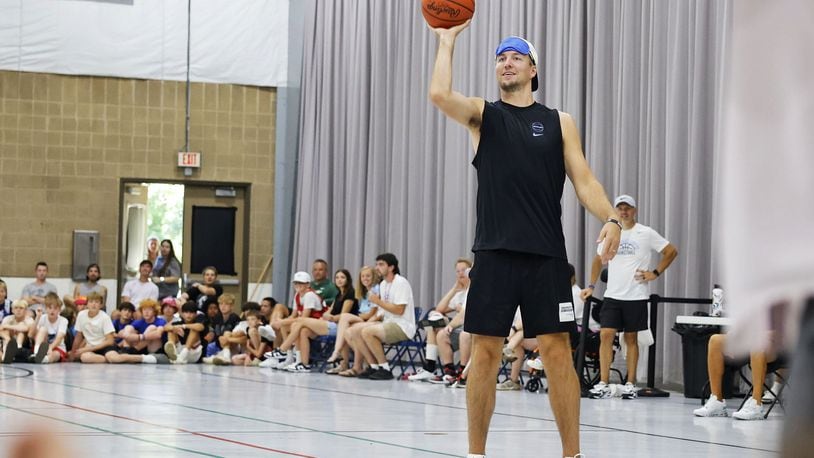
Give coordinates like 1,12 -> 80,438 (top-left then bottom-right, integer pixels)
118,179 -> 251,307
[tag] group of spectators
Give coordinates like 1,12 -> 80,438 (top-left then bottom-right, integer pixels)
0,253 -> 421,380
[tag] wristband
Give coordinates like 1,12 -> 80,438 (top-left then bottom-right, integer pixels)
606,217 -> 622,230
652,269 -> 661,277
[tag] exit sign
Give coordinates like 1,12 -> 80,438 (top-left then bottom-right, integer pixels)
178,152 -> 201,168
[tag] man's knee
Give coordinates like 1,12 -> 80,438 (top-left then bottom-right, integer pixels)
623,332 -> 638,344
600,328 -> 616,344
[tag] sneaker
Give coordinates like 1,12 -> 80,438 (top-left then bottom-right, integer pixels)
3,340 -> 18,364
369,367 -> 394,380
202,356 -> 215,364
453,378 -> 467,388
408,368 -> 436,382
502,345 -> 517,362
212,355 -> 231,366
141,354 -> 157,364
621,382 -> 638,399
34,344 -> 49,364
286,362 -> 312,373
269,348 -> 288,360
428,374 -> 456,385
357,367 -> 376,379
588,381 -> 612,399
496,379 -> 522,391
177,348 -> 189,364
259,358 -> 278,368
693,395 -> 729,417
526,357 -> 544,371
733,398 -> 765,420
164,342 -> 178,361
274,355 -> 295,370
187,346 -> 203,364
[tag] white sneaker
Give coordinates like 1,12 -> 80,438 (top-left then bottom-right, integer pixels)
733,398 -> 765,420
496,379 -> 522,391
141,354 -> 157,364
502,345 -> 517,362
274,355 -> 295,370
187,346 -> 202,364
259,357 -> 278,368
164,342 -> 178,361
408,368 -> 435,382
202,356 -> 215,365
177,348 -> 189,364
693,395 -> 729,417
286,362 -> 312,373
526,357 -> 543,371
212,353 -> 231,365
621,382 -> 638,399
588,381 -> 611,399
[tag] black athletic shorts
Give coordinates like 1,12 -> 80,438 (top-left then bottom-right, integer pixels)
465,250 -> 577,338
93,346 -> 119,356
599,297 -> 648,332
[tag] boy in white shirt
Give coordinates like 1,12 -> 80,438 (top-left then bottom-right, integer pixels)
69,292 -> 117,363
1,299 -> 35,363
31,293 -> 69,363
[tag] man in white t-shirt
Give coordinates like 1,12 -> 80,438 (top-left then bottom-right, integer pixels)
121,260 -> 159,307
355,253 -> 416,380
581,195 -> 678,399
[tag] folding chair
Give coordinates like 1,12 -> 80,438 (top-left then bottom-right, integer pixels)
384,308 -> 426,377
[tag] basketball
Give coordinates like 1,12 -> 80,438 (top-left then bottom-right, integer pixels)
421,0 -> 475,29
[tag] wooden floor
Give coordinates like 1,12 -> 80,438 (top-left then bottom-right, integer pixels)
0,364 -> 782,457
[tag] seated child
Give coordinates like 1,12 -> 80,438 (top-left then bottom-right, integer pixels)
31,293 -> 69,364
164,302 -> 208,364
1,299 -> 35,363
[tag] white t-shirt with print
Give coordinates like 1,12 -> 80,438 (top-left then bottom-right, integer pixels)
599,223 -> 669,301
37,314 -> 69,350
75,310 -> 115,347
377,274 -> 416,338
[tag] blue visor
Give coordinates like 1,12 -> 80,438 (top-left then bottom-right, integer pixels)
495,36 -> 539,91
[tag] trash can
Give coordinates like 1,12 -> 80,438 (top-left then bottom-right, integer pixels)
671,323 -> 735,399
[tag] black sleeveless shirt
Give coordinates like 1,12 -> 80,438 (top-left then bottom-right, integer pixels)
471,101 -> 567,259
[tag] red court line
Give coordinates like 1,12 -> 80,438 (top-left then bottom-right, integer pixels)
0,390 -> 316,458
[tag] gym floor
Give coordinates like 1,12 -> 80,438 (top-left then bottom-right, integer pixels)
0,364 -> 780,457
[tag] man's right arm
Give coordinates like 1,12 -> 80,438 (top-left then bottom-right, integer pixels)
580,256 -> 603,301
429,21 -> 484,139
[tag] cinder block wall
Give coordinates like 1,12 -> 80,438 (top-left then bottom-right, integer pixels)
0,70 -> 275,285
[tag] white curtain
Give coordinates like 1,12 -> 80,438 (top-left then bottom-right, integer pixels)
293,0 -> 729,387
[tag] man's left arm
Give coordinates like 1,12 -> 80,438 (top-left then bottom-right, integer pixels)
638,243 -> 679,282
561,111 -> 620,262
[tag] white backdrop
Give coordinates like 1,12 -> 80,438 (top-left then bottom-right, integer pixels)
0,0 -> 289,87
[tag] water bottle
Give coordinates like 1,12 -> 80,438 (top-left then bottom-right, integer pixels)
711,284 -> 724,317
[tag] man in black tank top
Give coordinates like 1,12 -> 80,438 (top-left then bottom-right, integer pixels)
429,21 -> 622,458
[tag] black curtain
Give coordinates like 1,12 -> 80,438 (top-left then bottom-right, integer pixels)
191,206 -> 236,275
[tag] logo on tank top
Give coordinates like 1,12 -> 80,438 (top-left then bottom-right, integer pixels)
531,122 -> 545,137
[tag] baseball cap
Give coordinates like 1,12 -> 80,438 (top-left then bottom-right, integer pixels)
292,271 -> 312,284
495,36 -> 539,92
614,195 -> 637,208
161,296 -> 178,309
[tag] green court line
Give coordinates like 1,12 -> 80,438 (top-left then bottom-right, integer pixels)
0,403 -> 224,457
33,375 -> 463,457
